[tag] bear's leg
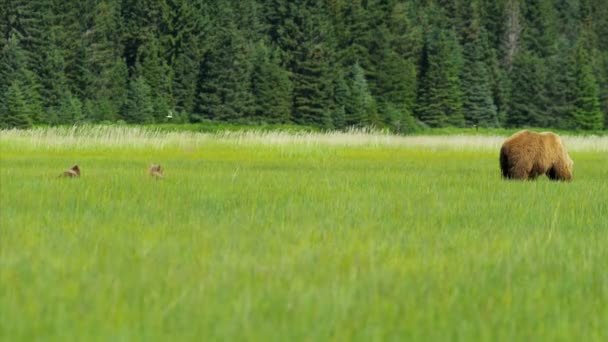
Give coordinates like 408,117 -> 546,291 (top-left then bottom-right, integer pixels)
547,167 -> 557,180
509,164 -> 530,180
500,149 -> 510,178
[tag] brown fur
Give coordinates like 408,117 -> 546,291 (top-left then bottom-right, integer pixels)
499,130 -> 573,181
60,165 -> 80,178
149,164 -> 164,179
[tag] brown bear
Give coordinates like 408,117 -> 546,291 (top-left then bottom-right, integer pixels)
60,165 -> 80,178
149,164 -> 164,179
499,130 -> 573,181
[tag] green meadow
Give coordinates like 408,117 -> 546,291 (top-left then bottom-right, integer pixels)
1,127 -> 607,341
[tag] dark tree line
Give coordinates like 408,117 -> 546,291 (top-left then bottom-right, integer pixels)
1,0 -> 607,131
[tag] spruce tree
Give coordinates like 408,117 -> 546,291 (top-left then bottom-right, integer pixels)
0,33 -> 44,124
507,52 -> 547,127
570,40 -> 603,130
416,28 -> 465,127
136,38 -> 173,122
288,2 -> 334,128
42,42 -> 71,114
461,34 -> 498,127
331,69 -> 350,130
344,62 -> 376,127
3,82 -> 33,129
544,48 -> 576,128
123,76 -> 154,124
521,0 -> 558,58
251,43 -> 293,123
375,49 -> 418,132
83,0 -> 128,122
195,2 -> 254,122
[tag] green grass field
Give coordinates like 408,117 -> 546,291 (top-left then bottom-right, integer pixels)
1,127 -> 607,341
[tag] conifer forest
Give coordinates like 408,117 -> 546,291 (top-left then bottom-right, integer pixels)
1,0 -> 607,131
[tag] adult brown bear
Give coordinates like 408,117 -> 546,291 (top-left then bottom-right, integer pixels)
499,130 -> 573,181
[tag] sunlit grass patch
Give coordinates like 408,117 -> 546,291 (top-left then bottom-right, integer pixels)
2,125 -> 607,151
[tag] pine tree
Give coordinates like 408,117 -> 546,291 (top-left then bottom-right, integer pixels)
288,2 -> 334,128
0,33 -> 44,124
169,2 -> 208,118
83,0 -> 127,122
0,33 -> 25,119
123,76 -> 154,124
416,28 -> 465,127
51,0 -> 87,99
375,49 -> 418,132
251,43 -> 293,123
344,62 -> 376,127
521,0 -> 558,58
136,37 -> 173,122
385,1 -> 423,132
41,41 -> 70,112
3,82 -> 33,129
570,39 -> 603,130
331,69 -> 349,130
56,93 -> 84,125
172,51 -> 200,118
461,33 -> 498,127
544,47 -> 576,128
335,0 -> 373,74
8,0 -> 53,90
389,1 -> 424,61
195,2 -> 254,122
507,52 -> 547,127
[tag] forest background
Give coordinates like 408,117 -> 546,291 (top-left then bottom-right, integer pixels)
1,0 -> 607,132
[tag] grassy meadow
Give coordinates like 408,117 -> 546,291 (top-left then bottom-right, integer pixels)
1,126 -> 607,341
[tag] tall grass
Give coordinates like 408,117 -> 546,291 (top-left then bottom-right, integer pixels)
1,127 -> 607,341
2,125 -> 608,151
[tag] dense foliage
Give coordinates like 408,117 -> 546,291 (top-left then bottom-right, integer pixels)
1,0 -> 607,131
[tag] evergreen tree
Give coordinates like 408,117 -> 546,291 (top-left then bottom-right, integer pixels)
416,28 -> 465,127
507,51 -> 547,127
41,41 -> 70,112
375,49 -> 418,132
521,0 -> 558,57
168,2 -> 208,118
136,37 -> 173,122
2,82 -> 33,129
388,1 -> 424,61
0,33 -> 25,119
55,93 -> 84,125
570,39 -> 603,130
344,62 -> 376,127
331,69 -> 349,130
288,1 -> 334,128
461,33 -> 499,127
51,0 -> 87,99
172,51 -> 200,118
0,33 -> 44,124
123,76 -> 154,124
544,47 -> 576,128
8,0 -> 53,89
251,43 -> 293,123
83,0 -> 127,122
195,2 -> 254,122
